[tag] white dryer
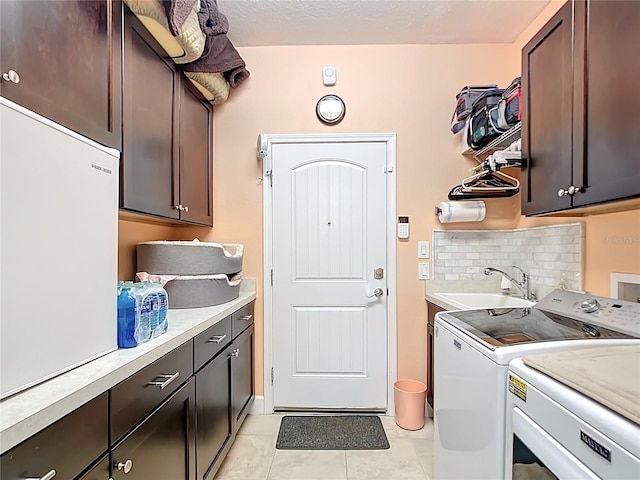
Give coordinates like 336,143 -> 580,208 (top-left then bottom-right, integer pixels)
506,346 -> 640,479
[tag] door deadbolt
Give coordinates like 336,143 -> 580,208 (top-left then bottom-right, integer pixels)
374,268 -> 384,279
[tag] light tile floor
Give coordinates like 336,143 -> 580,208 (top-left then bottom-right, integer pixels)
214,415 -> 434,480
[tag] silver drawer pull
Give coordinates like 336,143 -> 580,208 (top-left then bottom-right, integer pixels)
2,69 -> 21,84
148,372 -> 180,389
24,470 -> 56,480
230,348 -> 240,358
115,459 -> 133,474
207,334 -> 227,344
239,314 -> 253,321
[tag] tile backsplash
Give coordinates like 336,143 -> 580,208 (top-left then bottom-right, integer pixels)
432,223 -> 584,297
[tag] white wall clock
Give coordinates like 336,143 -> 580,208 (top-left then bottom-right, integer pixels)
316,95 -> 345,125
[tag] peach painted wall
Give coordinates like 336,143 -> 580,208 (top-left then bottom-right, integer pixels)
173,43 -> 521,394
118,219 -> 177,281
118,0 -> 640,397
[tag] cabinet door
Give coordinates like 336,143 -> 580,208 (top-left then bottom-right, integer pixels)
521,1 -> 573,215
0,0 -> 121,150
0,393 -> 108,480
426,302 -> 445,409
179,80 -> 213,226
121,7 -> 179,220
572,0 -> 640,207
196,344 -> 233,480
111,378 -> 196,480
232,324 -> 255,429
78,455 -> 110,480
110,341 -> 193,445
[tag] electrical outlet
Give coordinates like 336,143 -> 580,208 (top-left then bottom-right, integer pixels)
419,262 -> 430,280
418,241 -> 430,258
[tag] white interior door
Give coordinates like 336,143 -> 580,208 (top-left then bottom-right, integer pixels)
271,141 -> 388,410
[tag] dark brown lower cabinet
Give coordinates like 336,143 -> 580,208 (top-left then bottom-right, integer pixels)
426,302 -> 445,409
196,314 -> 255,480
196,343 -> 233,480
0,393 -> 108,480
111,378 -> 196,480
232,324 -> 255,429
79,456 -> 110,480
1,303 -> 254,480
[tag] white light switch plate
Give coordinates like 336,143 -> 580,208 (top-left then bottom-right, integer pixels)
419,262 -> 430,280
418,241 -> 429,258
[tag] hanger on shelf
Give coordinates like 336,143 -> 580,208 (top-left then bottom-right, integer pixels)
461,169 -> 519,192
448,159 -> 520,200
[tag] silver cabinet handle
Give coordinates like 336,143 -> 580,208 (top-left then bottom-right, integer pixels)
183,205 -> 189,212
239,315 -> 253,321
23,470 -> 56,480
557,185 -> 578,197
172,204 -> 185,211
230,348 -> 239,357
207,334 -> 227,344
2,69 -> 20,84
115,459 -> 133,474
147,372 -> 179,389
366,288 -> 384,298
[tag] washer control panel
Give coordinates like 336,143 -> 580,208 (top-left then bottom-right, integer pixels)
537,289 -> 640,337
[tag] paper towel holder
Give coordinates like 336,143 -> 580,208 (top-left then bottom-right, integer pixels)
434,206 -> 442,216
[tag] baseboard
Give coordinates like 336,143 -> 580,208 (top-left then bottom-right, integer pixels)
249,395 -> 265,414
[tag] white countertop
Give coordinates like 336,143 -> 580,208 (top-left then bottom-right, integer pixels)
523,345 -> 640,426
0,288 -> 257,454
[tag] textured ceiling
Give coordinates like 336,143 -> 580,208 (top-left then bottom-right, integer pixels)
217,0 -> 551,47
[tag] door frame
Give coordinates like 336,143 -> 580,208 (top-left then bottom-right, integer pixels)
260,133 -> 397,414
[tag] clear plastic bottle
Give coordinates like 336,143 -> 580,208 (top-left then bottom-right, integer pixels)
117,285 -> 137,348
144,281 -> 160,334
132,283 -> 152,344
153,280 -> 169,337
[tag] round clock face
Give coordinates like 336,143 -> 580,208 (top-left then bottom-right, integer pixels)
316,95 -> 345,124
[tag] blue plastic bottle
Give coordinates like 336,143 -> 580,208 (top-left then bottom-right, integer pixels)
117,286 -> 137,348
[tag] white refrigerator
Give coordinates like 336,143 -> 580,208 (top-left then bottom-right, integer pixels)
0,97 -> 119,399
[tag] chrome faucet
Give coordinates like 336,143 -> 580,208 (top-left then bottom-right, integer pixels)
483,266 -> 536,301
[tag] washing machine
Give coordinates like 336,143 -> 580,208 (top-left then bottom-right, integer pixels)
505,346 -> 640,479
433,289 -> 640,480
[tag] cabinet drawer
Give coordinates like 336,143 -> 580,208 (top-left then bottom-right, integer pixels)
112,378 -> 196,480
231,301 -> 255,338
0,393 -> 108,480
195,315 -> 232,372
111,341 -> 193,444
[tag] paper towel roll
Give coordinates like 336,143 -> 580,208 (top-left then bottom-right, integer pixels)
436,201 -> 486,223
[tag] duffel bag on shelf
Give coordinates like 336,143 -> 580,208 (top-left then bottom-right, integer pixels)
466,88 -> 504,149
450,84 -> 497,134
497,77 -> 522,130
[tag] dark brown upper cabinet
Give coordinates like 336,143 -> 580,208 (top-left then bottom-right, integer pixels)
0,0 -> 122,150
522,0 -> 640,215
179,81 -> 213,226
571,0 -> 640,208
121,6 -> 213,226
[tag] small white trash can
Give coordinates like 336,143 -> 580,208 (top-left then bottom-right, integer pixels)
394,379 -> 427,430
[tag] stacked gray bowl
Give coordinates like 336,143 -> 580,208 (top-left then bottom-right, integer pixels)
137,240 -> 244,308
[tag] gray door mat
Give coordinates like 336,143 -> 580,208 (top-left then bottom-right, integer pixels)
276,415 -> 390,450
